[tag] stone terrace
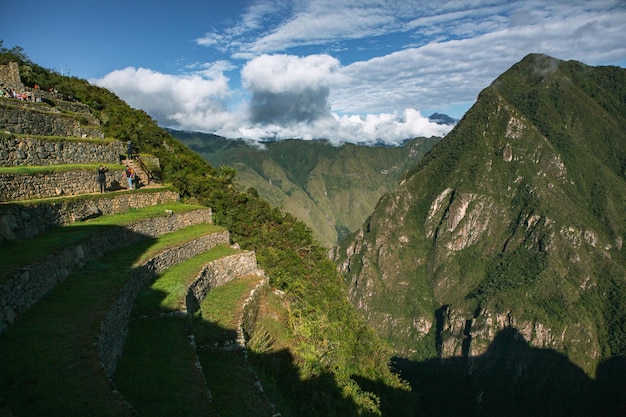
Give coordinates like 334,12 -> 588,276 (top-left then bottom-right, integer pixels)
0,65 -> 272,416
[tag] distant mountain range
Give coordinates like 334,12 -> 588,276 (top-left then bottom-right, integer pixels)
172,131 -> 441,246
428,112 -> 457,125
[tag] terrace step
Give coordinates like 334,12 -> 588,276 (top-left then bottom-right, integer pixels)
0,98 -> 104,139
113,246 -> 243,417
0,224 -> 228,416
0,204 -> 215,334
0,187 -> 181,244
192,274 -> 276,417
0,166 -> 128,202
0,135 -> 122,167
115,248 -> 272,417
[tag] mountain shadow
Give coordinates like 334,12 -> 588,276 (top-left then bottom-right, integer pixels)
393,326 -> 626,417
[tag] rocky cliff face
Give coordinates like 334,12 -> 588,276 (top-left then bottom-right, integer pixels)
334,54 -> 626,375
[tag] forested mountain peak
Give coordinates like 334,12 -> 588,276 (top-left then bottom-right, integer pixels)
334,55 -> 626,412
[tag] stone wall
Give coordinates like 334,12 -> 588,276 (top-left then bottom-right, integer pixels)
0,136 -> 123,166
0,62 -> 24,91
0,208 -> 216,334
0,169 -> 128,202
98,231 -> 231,376
48,99 -> 93,115
0,189 -> 181,244
0,101 -> 103,138
186,251 -> 262,315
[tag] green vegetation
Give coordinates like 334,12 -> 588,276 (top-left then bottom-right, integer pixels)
115,316 -> 216,417
1,43 -> 410,415
134,244 -> 237,313
0,163 -> 125,175
0,224 -> 223,416
0,202 -> 204,282
115,246 -> 246,417
174,130 -> 440,245
337,53 -> 626,383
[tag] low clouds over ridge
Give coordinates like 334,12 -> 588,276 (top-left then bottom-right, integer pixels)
96,53 -> 453,144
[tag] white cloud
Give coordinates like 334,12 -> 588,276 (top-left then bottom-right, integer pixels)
329,1 -> 626,114
241,54 -> 341,94
94,0 -> 626,146
216,108 -> 452,145
94,58 -> 450,145
248,0 -> 398,53
94,66 -> 236,132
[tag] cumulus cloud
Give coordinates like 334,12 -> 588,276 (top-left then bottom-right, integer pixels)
235,54 -> 452,142
94,65 -> 237,132
217,108 -> 451,145
241,54 -> 339,124
94,53 -> 451,145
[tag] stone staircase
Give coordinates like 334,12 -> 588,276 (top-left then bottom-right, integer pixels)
125,156 -> 153,188
0,96 -> 275,416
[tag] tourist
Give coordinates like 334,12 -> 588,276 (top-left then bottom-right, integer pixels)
127,141 -> 134,160
97,165 -> 108,193
125,165 -> 135,190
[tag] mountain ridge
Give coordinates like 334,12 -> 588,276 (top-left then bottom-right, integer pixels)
172,131 -> 441,245
334,54 -> 626,377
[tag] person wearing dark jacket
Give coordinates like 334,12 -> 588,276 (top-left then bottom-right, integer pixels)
97,165 -> 108,193
127,141 -> 134,160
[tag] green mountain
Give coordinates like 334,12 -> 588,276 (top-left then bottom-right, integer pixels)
334,53 -> 626,387
171,132 -> 440,246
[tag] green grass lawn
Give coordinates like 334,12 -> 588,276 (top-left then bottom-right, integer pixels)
133,244 -> 239,315
192,275 -> 276,417
113,316 -> 218,417
114,246 -> 243,417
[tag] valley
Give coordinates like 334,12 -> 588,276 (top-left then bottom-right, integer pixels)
1,48 -> 625,416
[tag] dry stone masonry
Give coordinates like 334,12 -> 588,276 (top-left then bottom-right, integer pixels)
0,169 -> 129,202
186,251 -> 264,315
99,230 -> 231,376
0,100 -> 103,138
0,189 -> 180,244
0,76 -> 272,412
0,136 -> 122,166
0,208 -> 214,334
0,62 -> 24,91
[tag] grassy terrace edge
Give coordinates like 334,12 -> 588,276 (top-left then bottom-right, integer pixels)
0,224 -> 229,416
0,202 -> 210,282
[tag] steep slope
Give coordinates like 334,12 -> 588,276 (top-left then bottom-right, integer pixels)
172,132 -> 440,245
1,51 -> 416,416
334,54 -> 626,377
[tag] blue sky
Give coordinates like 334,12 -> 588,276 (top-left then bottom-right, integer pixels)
3,0 -> 626,144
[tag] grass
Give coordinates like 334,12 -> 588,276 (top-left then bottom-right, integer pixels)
191,275 -> 262,346
0,202 -> 207,282
0,223 -> 224,416
115,251 -> 266,416
0,164 -> 125,175
0,240 -> 150,416
113,317 -> 218,417
133,244 -> 238,315
191,275 -> 276,417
